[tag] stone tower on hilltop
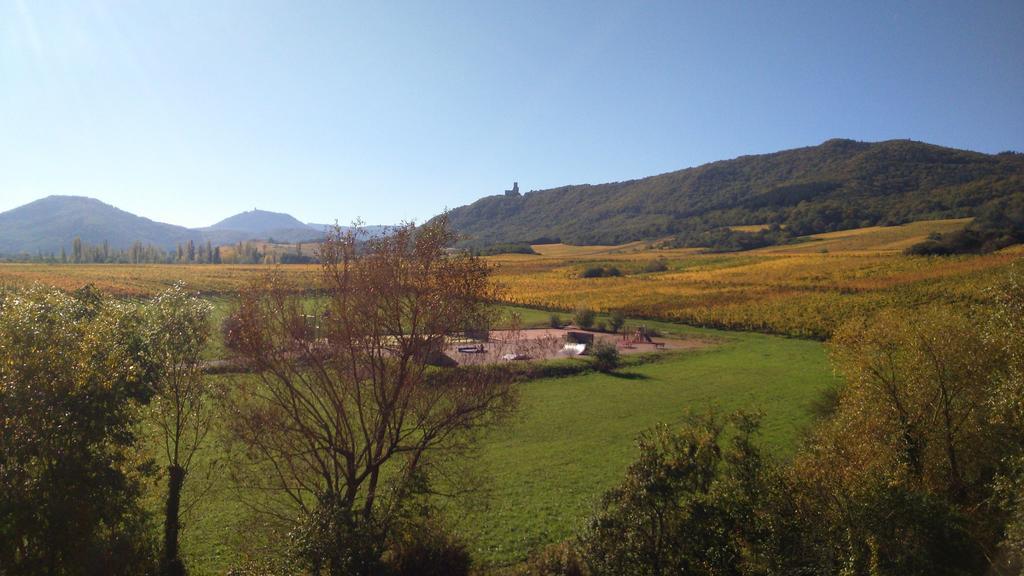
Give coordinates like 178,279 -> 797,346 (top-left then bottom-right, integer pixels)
504,182 -> 520,197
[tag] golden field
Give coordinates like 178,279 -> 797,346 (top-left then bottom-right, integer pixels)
0,263 -> 320,297
0,219 -> 1018,338
489,219 -> 1019,338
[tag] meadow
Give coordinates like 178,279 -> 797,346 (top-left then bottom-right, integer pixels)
166,321 -> 836,574
454,329 -> 835,567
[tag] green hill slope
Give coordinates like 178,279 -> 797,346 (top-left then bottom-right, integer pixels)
443,139 -> 1024,247
0,196 -> 196,255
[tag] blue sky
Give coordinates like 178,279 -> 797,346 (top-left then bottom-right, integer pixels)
2,1 -> 1022,227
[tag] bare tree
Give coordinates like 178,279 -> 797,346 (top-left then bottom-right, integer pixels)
224,218 -> 517,573
145,283 -> 216,576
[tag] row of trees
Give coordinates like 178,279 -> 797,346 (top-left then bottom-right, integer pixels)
908,192 -> 1024,255
3,237 -> 327,264
527,266 -> 1024,576
4,238 -> 225,264
3,238 -> 322,265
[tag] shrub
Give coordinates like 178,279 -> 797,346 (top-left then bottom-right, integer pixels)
221,311 -> 245,353
608,310 -> 626,333
594,320 -> 607,332
549,313 -> 564,328
527,541 -> 590,576
581,266 -> 623,278
591,342 -> 620,372
643,259 -> 669,273
388,522 -> 472,576
581,412 -> 764,575
573,308 -> 596,329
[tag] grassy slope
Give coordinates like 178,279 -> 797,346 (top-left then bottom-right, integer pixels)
753,218 -> 973,254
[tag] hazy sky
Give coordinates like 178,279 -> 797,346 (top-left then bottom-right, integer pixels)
2,1 -> 1022,227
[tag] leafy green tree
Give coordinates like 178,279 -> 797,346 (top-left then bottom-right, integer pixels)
985,264 -> 1024,571
0,285 -> 159,575
582,412 -> 765,576
608,310 -> 626,334
144,284 -> 215,576
591,342 -> 620,373
573,308 -> 596,329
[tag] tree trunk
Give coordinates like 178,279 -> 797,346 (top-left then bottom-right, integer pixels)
163,464 -> 186,576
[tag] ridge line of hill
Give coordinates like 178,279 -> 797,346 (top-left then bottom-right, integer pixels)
440,138 -> 1024,250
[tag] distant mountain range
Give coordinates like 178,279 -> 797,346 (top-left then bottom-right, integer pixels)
441,139 -> 1024,247
3,138 -> 1022,256
0,199 -> 376,256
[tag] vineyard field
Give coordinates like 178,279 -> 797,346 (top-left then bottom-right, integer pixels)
490,219 -> 1017,338
0,219 -> 1018,339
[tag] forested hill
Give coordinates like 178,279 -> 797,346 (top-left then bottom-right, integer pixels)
443,139 -> 1024,247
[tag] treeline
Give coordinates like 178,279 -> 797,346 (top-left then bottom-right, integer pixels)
1,237 -> 321,265
470,242 -> 538,256
908,192 -> 1024,255
1,237 -> 223,264
671,223 -> 795,251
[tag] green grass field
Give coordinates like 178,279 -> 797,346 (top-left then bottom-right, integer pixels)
455,329 -> 836,567
169,312 -> 836,573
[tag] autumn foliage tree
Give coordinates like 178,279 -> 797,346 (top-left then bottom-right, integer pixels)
224,218 -> 516,574
777,301 -> 1021,575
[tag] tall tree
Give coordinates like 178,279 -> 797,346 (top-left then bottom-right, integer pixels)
829,308 -> 1005,500
144,284 -> 215,576
224,218 -> 516,574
